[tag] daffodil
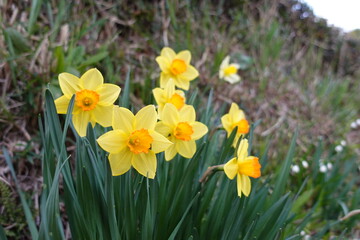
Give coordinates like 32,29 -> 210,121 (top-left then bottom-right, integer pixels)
219,56 -> 241,84
156,47 -> 199,90
221,102 -> 250,147
97,105 -> 172,178
54,68 -> 121,137
152,79 -> 187,118
155,103 -> 208,161
224,139 -> 261,197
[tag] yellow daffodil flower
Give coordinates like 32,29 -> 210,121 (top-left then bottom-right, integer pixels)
97,105 -> 173,178
155,103 -> 208,161
54,68 -> 121,137
221,102 -> 250,147
219,56 -> 241,84
156,47 -> 199,90
152,79 -> 187,118
224,139 -> 261,197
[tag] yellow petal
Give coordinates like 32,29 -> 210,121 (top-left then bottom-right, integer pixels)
220,56 -> 230,70
72,111 -> 92,137
135,105 -> 157,130
113,106 -> 134,134
229,103 -> 245,123
54,95 -> 70,114
179,65 -> 199,81
97,84 -> 121,106
97,129 -> 128,154
132,151 -> 157,179
155,122 -> 172,137
176,50 -> 191,64
149,130 -> 173,153
160,72 -> 170,88
152,88 -> 165,108
164,79 -> 175,98
108,150 -> 133,176
173,77 -> 190,90
93,105 -> 114,127
165,142 -> 177,161
191,122 -> 208,140
225,74 -> 241,84
224,158 -> 238,180
58,72 -> 81,98
80,68 -> 103,90
237,173 -> 243,197
161,103 -> 179,128
161,47 -> 176,60
220,114 -> 232,136
155,56 -> 171,73
237,139 -> 249,160
179,105 -> 196,122
240,174 -> 251,196
176,140 -> 196,158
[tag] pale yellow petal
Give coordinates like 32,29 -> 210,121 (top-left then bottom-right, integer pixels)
240,174 -> 251,197
221,114 -> 232,136
108,150 -> 132,176
54,95 -> 70,114
164,79 -> 175,98
155,121 -> 172,137
155,56 -> 171,73
179,65 -> 199,81
161,103 -> 179,128
149,130 -> 173,154
191,122 -> 208,140
173,77 -> 190,90
132,152 -> 157,179
237,139 -> 249,160
225,74 -> 241,84
229,103 -> 245,122
237,173 -> 243,197
135,105 -> 157,130
224,158 -> 238,180
97,84 -> 121,106
93,105 -> 114,127
58,72 -> 81,98
72,111 -> 92,137
220,56 -> 230,70
152,88 -> 165,109
160,72 -> 170,88
80,68 -> 104,90
176,140 -> 196,159
164,142 -> 178,161
179,105 -> 196,122
113,106 -> 134,134
176,50 -> 191,64
97,129 -> 128,154
161,47 -> 176,60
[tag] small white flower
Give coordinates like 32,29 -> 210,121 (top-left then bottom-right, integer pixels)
335,145 -> 343,152
327,162 -> 333,170
304,235 -> 311,240
351,122 -> 357,129
356,119 -> 360,125
300,230 -> 306,236
291,165 -> 300,174
340,140 -> 346,146
319,164 -> 327,173
302,160 -> 309,169
219,56 -> 241,84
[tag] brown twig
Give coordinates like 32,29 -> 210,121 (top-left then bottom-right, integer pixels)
340,209 -> 360,221
199,164 -> 225,183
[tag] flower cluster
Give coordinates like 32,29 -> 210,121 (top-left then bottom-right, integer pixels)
53,47 -> 261,197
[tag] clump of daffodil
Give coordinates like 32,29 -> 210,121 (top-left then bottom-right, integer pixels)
219,56 -> 241,84
97,105 -> 172,178
224,139 -> 261,197
221,102 -> 250,147
152,79 -> 187,118
55,68 -> 121,137
156,47 -> 199,90
155,103 -> 208,161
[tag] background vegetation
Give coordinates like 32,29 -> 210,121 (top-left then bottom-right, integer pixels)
0,0 -> 359,239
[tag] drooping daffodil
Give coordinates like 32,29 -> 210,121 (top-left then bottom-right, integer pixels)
219,56 -> 241,84
224,139 -> 261,197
